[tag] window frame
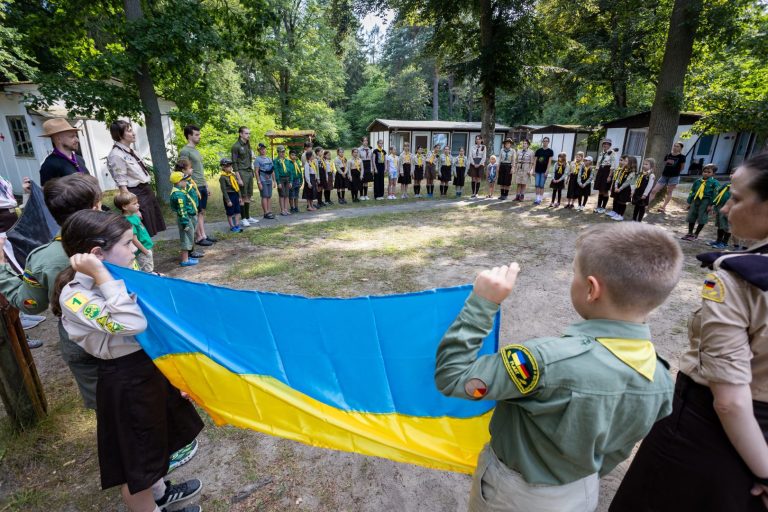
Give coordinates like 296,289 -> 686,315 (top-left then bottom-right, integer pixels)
6,115 -> 35,158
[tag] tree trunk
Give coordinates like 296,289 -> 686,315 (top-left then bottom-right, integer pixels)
645,0 -> 703,176
432,63 -> 439,120
0,298 -> 47,430
478,0 -> 495,151
279,70 -> 291,129
124,0 -> 171,198
447,74 -> 454,119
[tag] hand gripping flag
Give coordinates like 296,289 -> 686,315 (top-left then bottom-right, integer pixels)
108,265 -> 499,474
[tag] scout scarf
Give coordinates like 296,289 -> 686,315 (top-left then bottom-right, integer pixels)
428,152 -> 436,164
221,170 -> 240,193
417,154 -> 423,166
694,179 -> 707,200
443,154 -> 452,166
596,338 -> 657,381
713,184 -> 730,205
635,172 -> 648,189
457,155 -> 465,167
570,161 -> 581,175
277,158 -> 288,176
501,148 -> 513,163
377,148 -> 385,163
188,177 -> 202,199
53,148 -> 86,174
309,160 -> 318,175
554,162 -> 566,178
614,166 -> 630,185
403,152 -> 411,164
474,145 -> 484,158
581,165 -> 591,180
353,158 -> 361,170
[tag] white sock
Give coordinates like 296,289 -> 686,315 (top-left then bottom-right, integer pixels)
151,479 -> 167,500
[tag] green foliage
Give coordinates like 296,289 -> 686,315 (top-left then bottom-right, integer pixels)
0,1 -> 37,81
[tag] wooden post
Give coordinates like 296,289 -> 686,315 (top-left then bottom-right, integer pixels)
0,295 -> 47,430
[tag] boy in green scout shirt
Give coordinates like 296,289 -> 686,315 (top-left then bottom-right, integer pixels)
682,164 -> 720,241
708,174 -> 732,249
435,222 -> 682,512
289,150 -> 303,213
114,191 -> 154,272
169,171 -> 199,267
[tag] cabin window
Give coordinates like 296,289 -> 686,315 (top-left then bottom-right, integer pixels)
625,129 -> 647,158
696,134 -> 714,156
6,116 -> 34,157
451,132 -> 468,156
432,132 -> 449,150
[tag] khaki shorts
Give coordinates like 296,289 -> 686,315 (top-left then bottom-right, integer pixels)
240,170 -> 254,197
469,444 -> 598,512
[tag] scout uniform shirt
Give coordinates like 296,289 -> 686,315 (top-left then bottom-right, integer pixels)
682,241 -> 768,402
516,148 -> 532,172
498,147 -> 516,165
595,149 -> 617,171
435,293 -> 674,485
60,272 -> 146,359
274,156 -> 291,181
107,142 -> 151,188
687,176 -> 720,205
231,138 -> 253,173
577,164 -> 594,187
712,183 -> 731,209
0,237 -> 68,314
169,183 -> 198,226
471,144 -> 486,167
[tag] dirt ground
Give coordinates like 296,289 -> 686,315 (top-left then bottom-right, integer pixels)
0,196 -> 723,511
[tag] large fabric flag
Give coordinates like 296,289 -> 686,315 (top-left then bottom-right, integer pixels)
3,182 -> 58,272
108,265 -> 500,474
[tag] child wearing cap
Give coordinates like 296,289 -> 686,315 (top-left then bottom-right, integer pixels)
631,158 -> 656,223
435,222 -> 682,512
682,164 -> 720,241
218,159 -> 243,233
708,173 -> 732,249
288,150 -> 302,213
169,171 -> 200,266
576,156 -> 595,211
274,145 -> 292,216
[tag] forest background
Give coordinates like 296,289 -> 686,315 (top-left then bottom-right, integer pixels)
1,0 -> 766,197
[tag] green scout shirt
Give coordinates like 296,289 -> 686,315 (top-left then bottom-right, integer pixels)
687,177 -> 720,204
435,293 -> 674,486
712,183 -> 731,209
231,138 -> 253,173
124,213 -> 154,253
0,239 -> 69,314
179,145 -> 205,185
169,185 -> 198,227
274,157 -> 291,180
289,159 -> 303,181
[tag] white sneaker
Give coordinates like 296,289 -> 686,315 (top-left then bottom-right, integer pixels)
612,215 -> 624,221
20,313 -> 46,330
240,219 -> 251,227
248,217 -> 260,223
595,208 -> 604,214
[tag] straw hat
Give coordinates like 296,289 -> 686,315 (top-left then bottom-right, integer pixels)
39,118 -> 80,137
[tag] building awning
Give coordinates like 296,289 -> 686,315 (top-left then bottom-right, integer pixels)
601,111 -> 703,129
265,130 -> 316,138
532,124 -> 594,134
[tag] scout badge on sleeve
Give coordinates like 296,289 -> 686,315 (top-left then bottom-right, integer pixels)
500,344 -> 540,394
465,378 -> 488,399
701,273 -> 725,303
64,292 -> 89,313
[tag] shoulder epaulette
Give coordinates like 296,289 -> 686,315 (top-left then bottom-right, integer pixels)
697,244 -> 768,291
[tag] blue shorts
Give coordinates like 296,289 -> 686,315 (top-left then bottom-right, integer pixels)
224,191 -> 241,216
198,186 -> 208,210
259,172 -> 273,198
535,172 -> 547,188
657,175 -> 680,186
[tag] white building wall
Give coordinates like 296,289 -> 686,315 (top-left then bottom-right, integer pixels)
0,84 -> 176,194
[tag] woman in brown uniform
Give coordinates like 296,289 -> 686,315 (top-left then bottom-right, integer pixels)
611,152 -> 768,511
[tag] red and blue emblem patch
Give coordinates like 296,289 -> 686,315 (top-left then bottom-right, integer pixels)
500,345 -> 540,394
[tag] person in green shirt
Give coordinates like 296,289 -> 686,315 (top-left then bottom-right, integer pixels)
113,191 -> 154,272
435,222 -> 683,512
709,174 -> 732,249
169,171 -> 199,267
274,145 -> 292,216
179,124 -> 216,247
682,164 -> 720,241
289,150 -> 303,213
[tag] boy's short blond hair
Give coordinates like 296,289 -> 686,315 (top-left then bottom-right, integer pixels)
575,223 -> 683,312
114,191 -> 138,211
703,163 -> 718,173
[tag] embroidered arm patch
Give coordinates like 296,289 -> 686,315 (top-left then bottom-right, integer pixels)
701,273 -> 725,303
22,271 -> 42,288
500,345 -> 540,395
63,292 -> 89,313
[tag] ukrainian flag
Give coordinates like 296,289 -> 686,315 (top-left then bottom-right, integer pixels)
108,265 -> 499,474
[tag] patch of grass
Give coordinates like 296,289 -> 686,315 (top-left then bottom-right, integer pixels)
2,489 -> 50,509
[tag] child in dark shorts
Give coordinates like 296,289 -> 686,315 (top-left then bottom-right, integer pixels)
219,158 -> 243,233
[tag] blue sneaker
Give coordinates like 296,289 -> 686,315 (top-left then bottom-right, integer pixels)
230,226 -> 242,233
168,439 -> 198,473
180,258 -> 198,267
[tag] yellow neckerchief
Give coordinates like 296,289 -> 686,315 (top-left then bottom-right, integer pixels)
221,170 -> 240,193
403,152 -> 411,164
571,161 -> 581,174
443,153 -> 451,166
596,338 -> 657,381
309,160 -> 318,174
428,152 -> 436,164
714,184 -> 730,204
457,155 -> 465,167
171,184 -> 199,214
695,178 -> 707,200
188,177 -> 202,199
581,164 -> 591,180
635,171 -> 649,189
392,155 -> 399,168
614,166 -> 630,184
377,147 -> 385,163
353,157 -> 361,170
555,161 -> 566,176
54,234 -> 62,241
323,159 -> 332,173
277,158 -> 287,175
417,153 -> 423,166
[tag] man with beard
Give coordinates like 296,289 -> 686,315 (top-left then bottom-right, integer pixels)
39,119 -> 90,184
